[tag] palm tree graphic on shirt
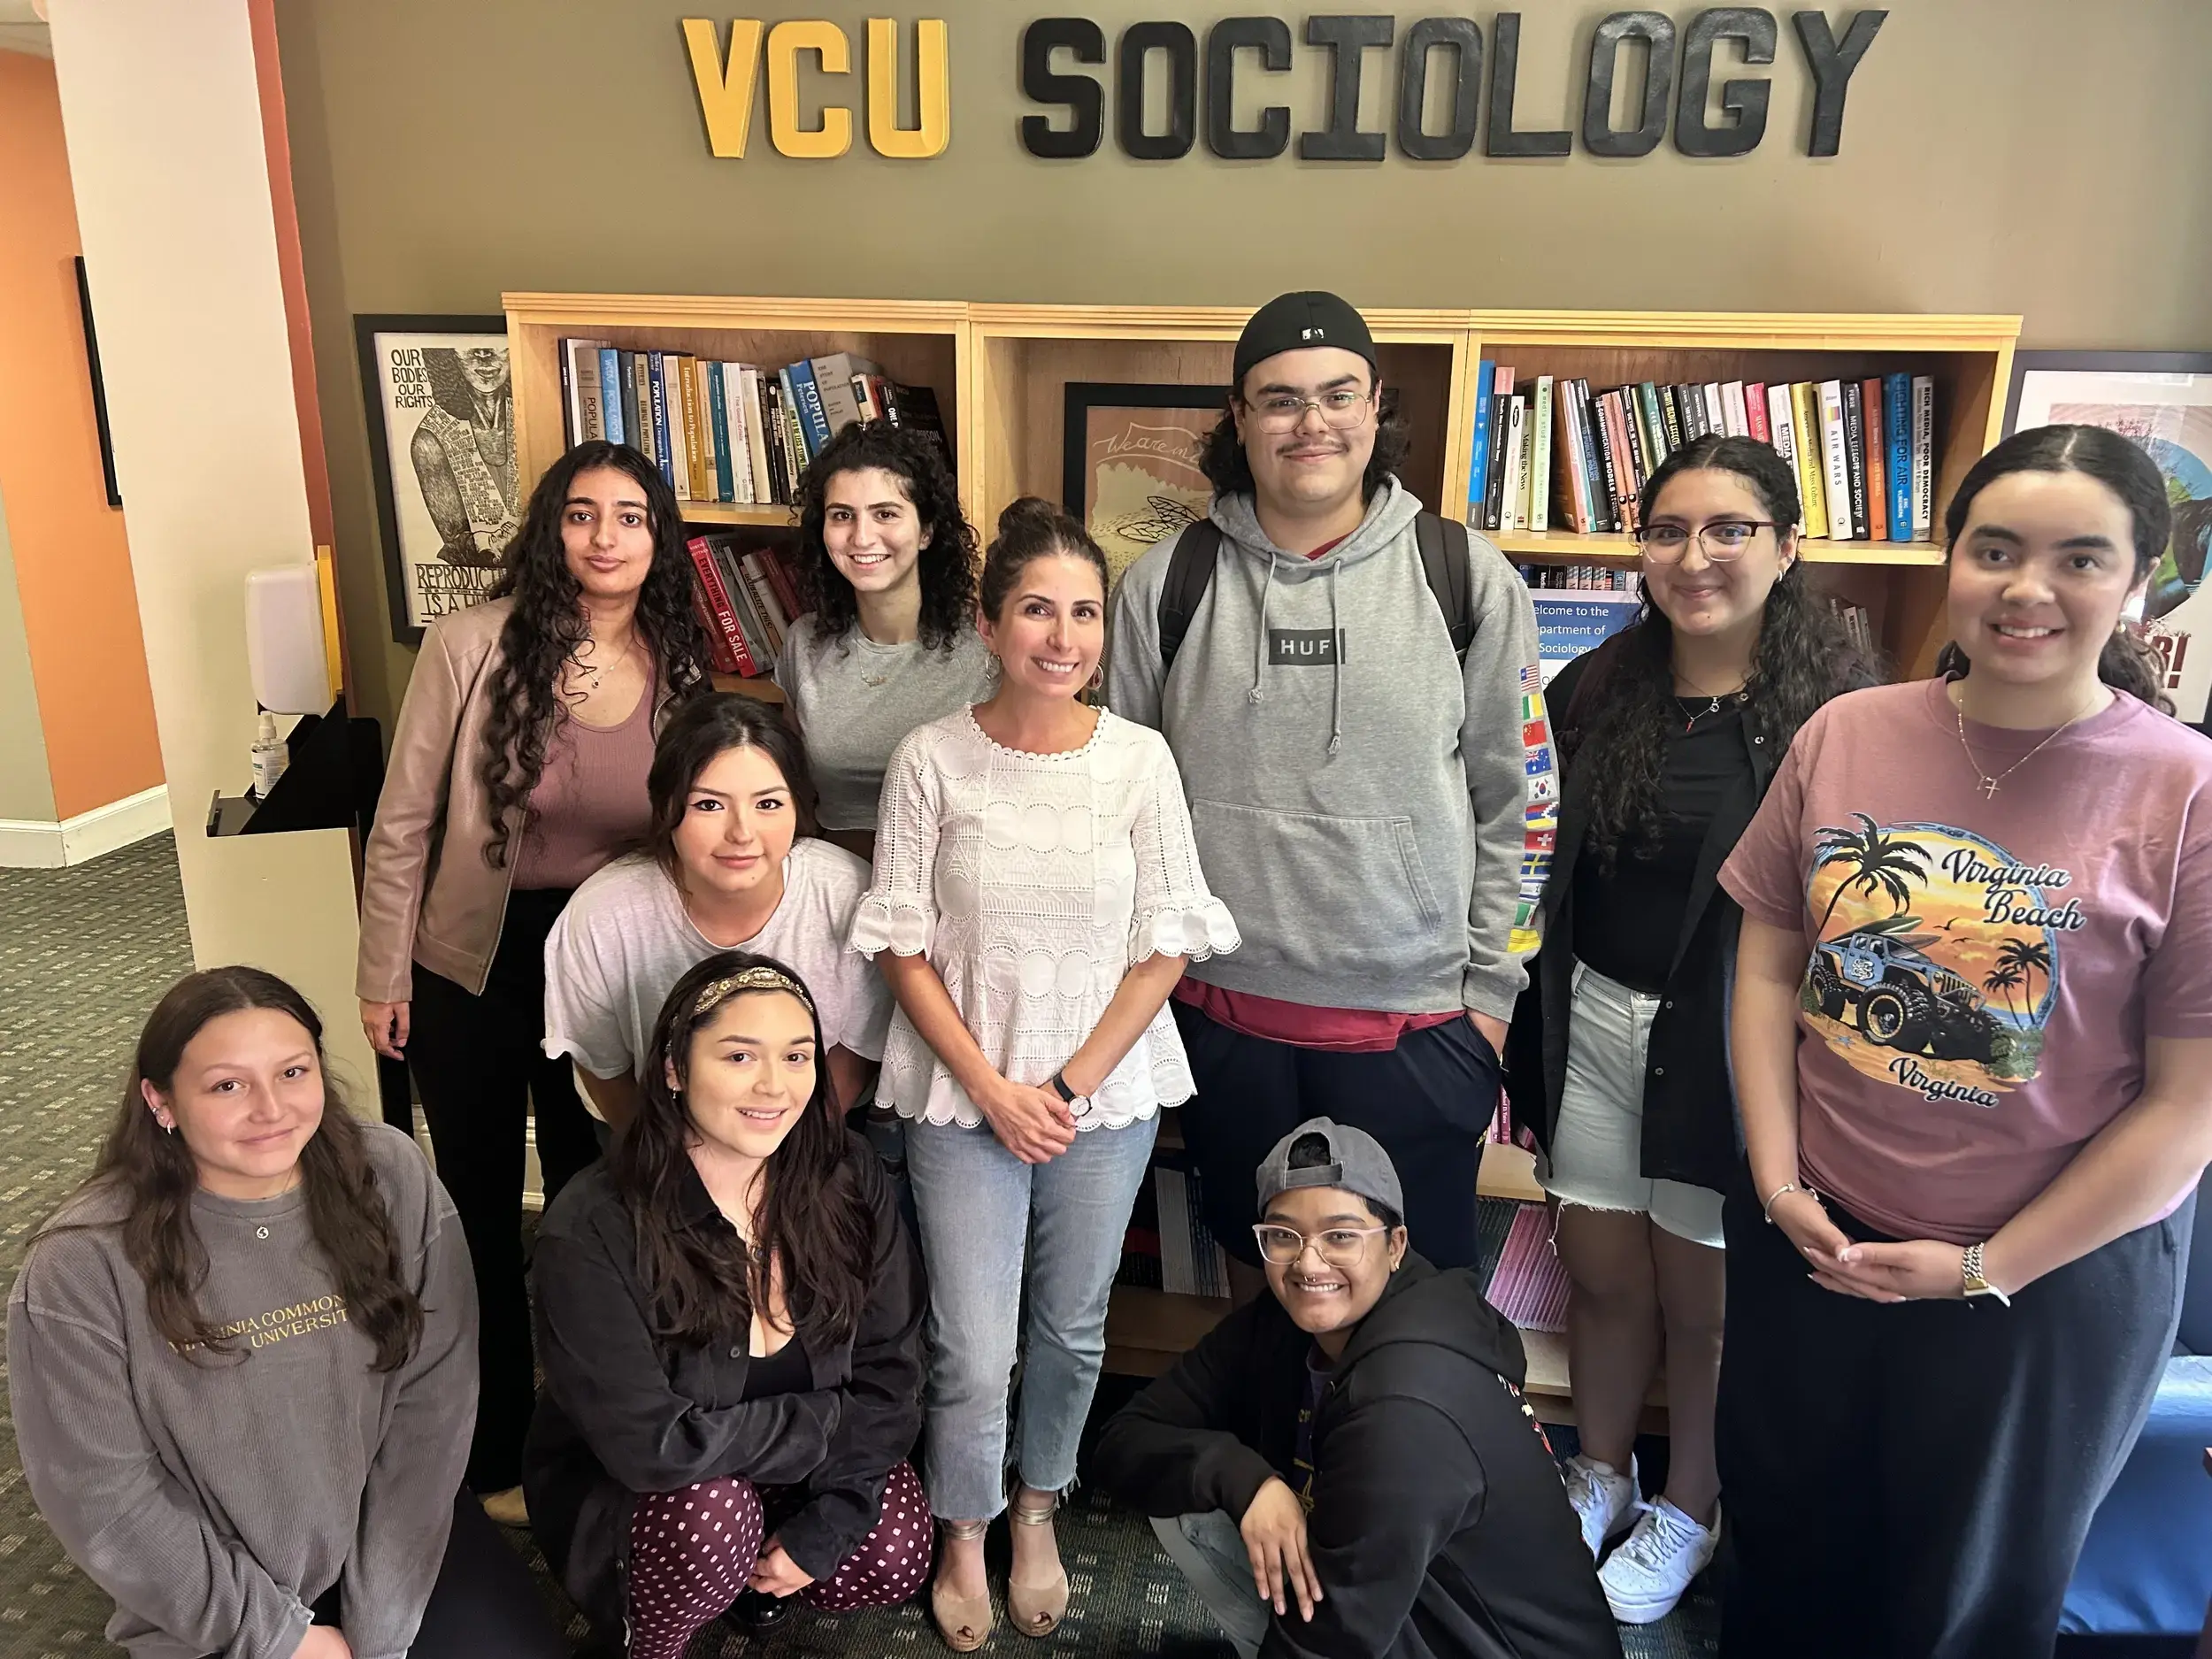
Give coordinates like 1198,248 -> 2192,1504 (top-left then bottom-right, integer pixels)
1812,814 -> 1932,938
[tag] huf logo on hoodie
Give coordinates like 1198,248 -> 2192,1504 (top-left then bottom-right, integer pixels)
1268,628 -> 1347,666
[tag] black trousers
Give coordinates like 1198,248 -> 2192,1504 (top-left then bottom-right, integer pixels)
1172,1002 -> 1501,1268
304,1489 -> 569,1658
408,887 -> 602,1493
1716,1163 -> 2189,1659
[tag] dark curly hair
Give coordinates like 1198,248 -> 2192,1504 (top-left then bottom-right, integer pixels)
479,442 -> 712,869
1198,368 -> 1411,502
1563,435 -> 1872,872
1933,423 -> 2174,713
613,950 -> 873,1347
790,420 -> 979,652
36,967 -> 425,1372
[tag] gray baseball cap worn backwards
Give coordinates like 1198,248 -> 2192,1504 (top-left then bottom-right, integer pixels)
1233,291 -> 1379,386
1256,1116 -> 1405,1218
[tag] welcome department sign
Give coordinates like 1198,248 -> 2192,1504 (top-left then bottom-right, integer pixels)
682,10 -> 1887,163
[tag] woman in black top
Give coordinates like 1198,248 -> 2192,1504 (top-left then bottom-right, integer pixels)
1506,435 -> 1870,1624
525,950 -> 928,1655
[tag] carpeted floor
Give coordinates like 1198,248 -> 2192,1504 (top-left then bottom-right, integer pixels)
0,834 -> 1717,1657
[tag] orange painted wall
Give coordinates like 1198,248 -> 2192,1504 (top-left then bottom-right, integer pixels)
0,49 -> 162,819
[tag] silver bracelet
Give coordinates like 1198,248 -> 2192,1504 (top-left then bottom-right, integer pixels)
1762,1181 -> 1816,1224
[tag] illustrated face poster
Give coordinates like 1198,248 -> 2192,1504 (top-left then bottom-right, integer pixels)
2014,366 -> 2212,721
1800,814 -> 2069,1105
367,327 -> 520,631
1070,397 -> 1221,590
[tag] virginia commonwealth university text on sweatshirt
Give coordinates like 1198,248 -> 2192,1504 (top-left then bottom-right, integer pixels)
1108,478 -> 1554,1022
6,1122 -> 476,1659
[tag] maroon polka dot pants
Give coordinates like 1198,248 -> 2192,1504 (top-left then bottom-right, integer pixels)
626,1461 -> 932,1657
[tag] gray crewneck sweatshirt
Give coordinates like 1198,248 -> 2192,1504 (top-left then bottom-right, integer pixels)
1107,479 -> 1552,1020
7,1122 -> 475,1659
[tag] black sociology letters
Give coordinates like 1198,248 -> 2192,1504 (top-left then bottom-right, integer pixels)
1016,11 -> 1883,162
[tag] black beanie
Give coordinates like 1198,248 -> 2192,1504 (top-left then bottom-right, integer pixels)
1232,291 -> 1378,388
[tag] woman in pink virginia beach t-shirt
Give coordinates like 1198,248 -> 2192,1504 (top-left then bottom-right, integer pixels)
1715,426 -> 2212,1659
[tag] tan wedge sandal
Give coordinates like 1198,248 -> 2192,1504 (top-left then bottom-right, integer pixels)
931,1518 -> 995,1653
1007,1494 -> 1071,1639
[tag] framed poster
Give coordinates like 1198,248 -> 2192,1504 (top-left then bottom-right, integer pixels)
1063,382 -> 1231,589
356,315 -> 519,644
2005,351 -> 2212,721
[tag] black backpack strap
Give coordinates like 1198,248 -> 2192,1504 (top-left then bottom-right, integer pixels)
1157,520 -> 1223,673
1415,511 -> 1476,663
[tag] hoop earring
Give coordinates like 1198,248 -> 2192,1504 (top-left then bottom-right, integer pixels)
1087,665 -> 1104,693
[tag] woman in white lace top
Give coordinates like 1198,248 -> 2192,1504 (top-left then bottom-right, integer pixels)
850,498 -> 1236,1652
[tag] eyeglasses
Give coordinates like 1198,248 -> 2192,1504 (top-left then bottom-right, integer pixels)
1252,1222 -> 1393,1267
1243,388 -> 1375,434
1632,521 -> 1778,563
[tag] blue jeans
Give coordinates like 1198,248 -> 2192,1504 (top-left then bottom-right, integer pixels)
904,1115 -> 1159,1520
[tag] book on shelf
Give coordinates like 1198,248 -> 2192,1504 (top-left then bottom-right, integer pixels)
561,339 -> 610,444
1744,380 -> 1771,446
1635,381 -> 1669,476
1860,378 -> 1889,542
1466,357 -> 1495,518
1150,1163 -> 1231,1299
1721,380 -> 1750,440
1765,384 -> 1796,479
1818,380 -> 1853,540
1840,380 -> 1869,541
1519,565 -> 1643,686
687,534 -> 755,677
1483,366 -> 1515,531
1911,377 -> 1936,541
1528,376 -> 1554,534
1827,594 -> 1876,657
1883,373 -> 1913,541
685,532 -> 803,679
1790,381 -> 1828,538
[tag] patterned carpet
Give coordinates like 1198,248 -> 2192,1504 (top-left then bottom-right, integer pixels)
0,834 -> 1716,1657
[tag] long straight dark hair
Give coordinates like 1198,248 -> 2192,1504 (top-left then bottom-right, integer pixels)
479,442 -> 713,868
610,950 -> 872,1348
1934,424 -> 2173,713
1565,434 -> 1870,870
36,968 -> 425,1371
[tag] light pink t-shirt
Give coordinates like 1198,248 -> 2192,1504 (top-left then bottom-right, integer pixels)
1721,678 -> 2212,1244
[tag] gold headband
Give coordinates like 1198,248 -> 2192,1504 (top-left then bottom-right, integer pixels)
691,965 -> 815,1021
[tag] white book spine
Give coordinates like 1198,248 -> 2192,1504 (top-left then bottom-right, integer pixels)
1766,384 -> 1796,467
1561,380 -> 1593,532
665,359 -> 694,502
718,365 -> 752,504
740,367 -> 772,504
1911,376 -> 1936,542
1502,397 -> 1528,532
1702,382 -> 1727,437
1529,376 -> 1555,534
1818,380 -> 1854,539
1721,380 -> 1749,439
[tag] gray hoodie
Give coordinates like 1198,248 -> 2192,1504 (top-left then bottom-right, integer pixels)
7,1122 -> 475,1659
1108,479 -> 1552,1021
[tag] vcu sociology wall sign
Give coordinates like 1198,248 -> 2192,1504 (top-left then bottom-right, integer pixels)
682,10 -> 1887,163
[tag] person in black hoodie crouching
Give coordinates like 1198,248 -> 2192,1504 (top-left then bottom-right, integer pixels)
1093,1118 -> 1621,1659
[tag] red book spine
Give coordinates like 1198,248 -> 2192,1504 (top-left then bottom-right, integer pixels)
1601,393 -> 1640,532
687,534 -> 757,677
760,544 -> 805,621
1860,378 -> 1889,542
1744,381 -> 1771,445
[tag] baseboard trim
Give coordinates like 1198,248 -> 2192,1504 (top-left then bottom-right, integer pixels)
0,785 -> 172,869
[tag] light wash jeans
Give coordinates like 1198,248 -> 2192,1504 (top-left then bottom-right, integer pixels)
904,1114 -> 1159,1520
1150,1511 -> 1266,1659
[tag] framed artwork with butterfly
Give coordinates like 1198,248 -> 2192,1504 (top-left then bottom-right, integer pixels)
1063,381 -> 1232,590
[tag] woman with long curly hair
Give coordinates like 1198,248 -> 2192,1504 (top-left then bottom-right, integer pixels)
1504,434 -> 1871,1623
357,439 -> 711,1520
526,950 -> 928,1655
8,967 -> 564,1659
1717,426 -> 2212,1656
779,419 -> 990,859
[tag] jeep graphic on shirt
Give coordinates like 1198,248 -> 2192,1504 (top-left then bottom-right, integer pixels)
1800,815 -> 2075,1106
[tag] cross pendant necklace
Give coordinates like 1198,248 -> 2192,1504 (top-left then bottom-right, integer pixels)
1952,685 -> 2090,799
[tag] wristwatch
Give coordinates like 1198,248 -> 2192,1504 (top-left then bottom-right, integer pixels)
1048,1071 -> 1092,1118
1961,1241 -> 2010,1306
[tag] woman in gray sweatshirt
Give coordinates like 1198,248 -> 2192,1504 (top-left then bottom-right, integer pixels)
8,966 -> 564,1659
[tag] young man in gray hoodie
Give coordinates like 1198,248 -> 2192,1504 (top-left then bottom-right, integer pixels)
1108,291 -> 1554,1272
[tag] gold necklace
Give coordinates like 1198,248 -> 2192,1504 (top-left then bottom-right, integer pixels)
1951,683 -> 2099,799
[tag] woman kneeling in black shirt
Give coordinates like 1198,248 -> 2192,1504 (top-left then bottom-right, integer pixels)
526,950 -> 928,1655
1507,435 -> 1870,1624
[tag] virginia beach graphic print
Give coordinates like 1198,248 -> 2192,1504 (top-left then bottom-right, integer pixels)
1800,815 -> 2076,1107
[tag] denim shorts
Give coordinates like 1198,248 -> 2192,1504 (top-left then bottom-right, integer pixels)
1540,960 -> 1725,1248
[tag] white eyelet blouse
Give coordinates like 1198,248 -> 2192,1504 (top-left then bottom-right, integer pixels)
849,705 -> 1240,1131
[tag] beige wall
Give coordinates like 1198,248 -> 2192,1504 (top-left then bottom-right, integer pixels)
272,0 -> 2212,719
49,0 -> 373,1089
0,480 -> 58,824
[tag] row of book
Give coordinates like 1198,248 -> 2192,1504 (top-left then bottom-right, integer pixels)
558,340 -> 948,509
1828,595 -> 1878,658
1470,365 -> 1938,544
1523,565 -> 1643,592
1117,1159 -> 1232,1300
685,533 -> 804,679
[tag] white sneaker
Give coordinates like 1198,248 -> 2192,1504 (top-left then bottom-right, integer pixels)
1598,1497 -> 1719,1624
1561,1454 -> 1638,1561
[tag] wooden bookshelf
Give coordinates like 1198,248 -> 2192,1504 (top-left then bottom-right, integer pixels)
1495,527 -> 1947,568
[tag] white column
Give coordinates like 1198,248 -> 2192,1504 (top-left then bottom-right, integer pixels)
46,0 -> 375,1088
